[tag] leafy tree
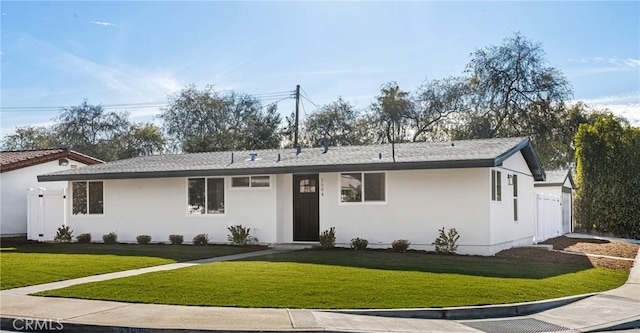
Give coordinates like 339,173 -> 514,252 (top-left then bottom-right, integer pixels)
1,100 -> 166,161
54,100 -> 131,161
371,82 -> 413,145
574,114 -> 640,238
410,77 -> 469,142
116,122 -> 166,159
460,33 -> 572,139
1,126 -> 59,150
303,97 -> 364,147
160,85 -> 282,152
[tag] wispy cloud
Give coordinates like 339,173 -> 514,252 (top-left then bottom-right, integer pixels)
574,92 -> 640,127
14,34 -> 182,104
90,21 -> 117,27
570,56 -> 640,68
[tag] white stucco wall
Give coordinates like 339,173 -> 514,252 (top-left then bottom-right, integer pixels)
0,160 -> 86,236
62,159 -> 537,255
489,152 -> 536,254
66,176 -> 278,244
315,168 -> 492,255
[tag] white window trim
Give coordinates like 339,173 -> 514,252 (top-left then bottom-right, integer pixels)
338,171 -> 388,205
490,169 -> 503,203
186,177 -> 227,217
230,175 -> 272,189
70,180 -> 105,217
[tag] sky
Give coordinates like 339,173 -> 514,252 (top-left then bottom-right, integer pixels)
1,1 -> 639,137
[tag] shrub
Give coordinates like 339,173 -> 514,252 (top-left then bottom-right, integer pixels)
169,234 -> 184,245
350,237 -> 369,251
227,225 -> 251,246
318,227 -> 336,249
391,239 -> 411,252
192,233 -> 209,246
102,232 -> 118,244
54,225 -> 73,243
76,233 -> 92,243
432,227 -> 460,254
136,235 -> 152,245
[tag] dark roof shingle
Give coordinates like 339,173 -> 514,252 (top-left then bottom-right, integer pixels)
38,137 -> 545,181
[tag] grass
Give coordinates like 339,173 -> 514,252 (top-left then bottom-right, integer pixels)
0,242 -> 264,290
35,249 -> 629,309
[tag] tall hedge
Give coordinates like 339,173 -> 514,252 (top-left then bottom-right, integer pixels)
574,114 -> 640,239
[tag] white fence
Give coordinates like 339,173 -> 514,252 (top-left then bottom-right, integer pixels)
535,193 -> 563,243
27,189 -> 66,241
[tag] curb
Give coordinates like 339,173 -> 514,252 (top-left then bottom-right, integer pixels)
328,293 -> 597,320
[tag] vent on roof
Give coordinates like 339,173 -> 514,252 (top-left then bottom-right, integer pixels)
249,153 -> 258,161
322,138 -> 329,153
296,145 -> 301,156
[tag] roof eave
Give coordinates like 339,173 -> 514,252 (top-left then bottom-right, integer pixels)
38,159 -> 497,182
494,137 -> 545,181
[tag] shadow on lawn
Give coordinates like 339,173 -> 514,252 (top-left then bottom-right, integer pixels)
237,248 -> 596,279
0,239 -> 265,262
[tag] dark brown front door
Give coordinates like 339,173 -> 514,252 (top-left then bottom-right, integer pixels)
293,174 -> 320,241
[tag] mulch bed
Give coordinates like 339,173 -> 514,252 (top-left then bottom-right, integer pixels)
497,236 -> 639,272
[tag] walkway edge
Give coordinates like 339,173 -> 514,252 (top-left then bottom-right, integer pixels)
327,293 -> 597,320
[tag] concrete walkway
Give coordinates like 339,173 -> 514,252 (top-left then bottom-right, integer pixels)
1,240 -> 639,332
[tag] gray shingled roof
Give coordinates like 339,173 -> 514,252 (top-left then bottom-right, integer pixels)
535,169 -> 574,187
38,137 -> 545,181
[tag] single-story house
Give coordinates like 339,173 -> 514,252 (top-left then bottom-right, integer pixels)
1,148 -> 103,237
38,137 -> 546,255
534,169 -> 575,238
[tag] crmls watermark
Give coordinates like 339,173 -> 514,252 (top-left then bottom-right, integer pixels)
11,318 -> 64,331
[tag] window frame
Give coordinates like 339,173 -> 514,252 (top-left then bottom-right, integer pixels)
339,171 -> 387,204
71,180 -> 104,216
512,174 -> 518,221
230,175 -> 271,189
186,177 -> 226,216
491,170 -> 502,202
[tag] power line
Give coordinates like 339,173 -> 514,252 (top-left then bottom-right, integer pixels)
300,87 -> 320,109
0,89 -> 296,113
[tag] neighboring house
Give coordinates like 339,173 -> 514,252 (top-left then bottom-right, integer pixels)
38,137 -> 545,255
534,169 -> 575,238
0,148 -> 103,237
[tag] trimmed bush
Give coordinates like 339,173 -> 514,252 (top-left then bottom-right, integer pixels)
350,237 -> 369,251
318,227 -> 336,249
391,239 -> 411,252
136,235 -> 152,245
432,227 -> 460,254
76,233 -> 92,244
193,233 -> 209,246
169,234 -> 184,245
227,225 -> 251,246
102,232 -> 118,244
54,225 -> 73,243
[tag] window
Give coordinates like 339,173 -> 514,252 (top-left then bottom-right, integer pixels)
231,176 -> 270,188
299,179 -> 316,193
188,178 -> 225,215
491,170 -> 502,201
72,181 -> 103,215
340,172 -> 385,203
513,174 -> 518,221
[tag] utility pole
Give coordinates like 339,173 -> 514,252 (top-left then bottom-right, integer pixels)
294,84 -> 300,148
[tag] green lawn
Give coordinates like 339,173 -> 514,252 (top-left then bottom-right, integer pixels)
35,249 -> 628,309
0,243 -> 263,290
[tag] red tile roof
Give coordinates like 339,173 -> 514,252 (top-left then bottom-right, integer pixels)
0,148 -> 103,173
